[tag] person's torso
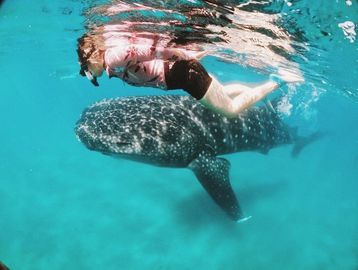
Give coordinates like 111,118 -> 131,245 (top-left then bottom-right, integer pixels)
104,45 -> 168,88
122,60 -> 167,89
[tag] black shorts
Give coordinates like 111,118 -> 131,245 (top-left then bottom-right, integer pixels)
164,59 -> 212,100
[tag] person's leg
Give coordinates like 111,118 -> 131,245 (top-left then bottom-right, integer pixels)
165,59 -> 300,118
224,81 -> 277,112
201,69 -> 304,117
224,69 -> 305,112
200,77 -> 280,117
231,80 -> 279,112
223,83 -> 251,98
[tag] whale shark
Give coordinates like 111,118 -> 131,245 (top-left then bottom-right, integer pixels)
75,95 -> 320,221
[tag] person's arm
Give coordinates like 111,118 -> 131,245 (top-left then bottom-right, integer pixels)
157,47 -> 207,61
105,66 -> 124,79
105,45 -> 206,70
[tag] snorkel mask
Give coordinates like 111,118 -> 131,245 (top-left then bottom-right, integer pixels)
83,69 -> 99,87
79,59 -> 100,87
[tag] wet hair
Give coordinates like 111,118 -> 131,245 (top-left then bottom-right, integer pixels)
77,34 -> 103,86
77,34 -> 98,77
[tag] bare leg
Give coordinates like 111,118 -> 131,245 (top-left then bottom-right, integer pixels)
165,59 -> 303,118
224,83 -> 251,98
200,77 -> 279,118
231,81 -> 279,112
221,69 -> 304,115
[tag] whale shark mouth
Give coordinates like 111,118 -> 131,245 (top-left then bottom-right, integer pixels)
113,141 -> 136,153
115,142 -> 132,147
87,140 -> 137,156
112,139 -> 146,155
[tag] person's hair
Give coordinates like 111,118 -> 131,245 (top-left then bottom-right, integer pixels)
77,34 -> 97,76
77,34 -> 100,76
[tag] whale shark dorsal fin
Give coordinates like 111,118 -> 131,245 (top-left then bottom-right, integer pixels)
189,152 -> 243,221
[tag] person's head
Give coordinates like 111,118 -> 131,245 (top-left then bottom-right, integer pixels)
77,34 -> 105,86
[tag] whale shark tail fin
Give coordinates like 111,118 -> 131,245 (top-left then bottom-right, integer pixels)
189,152 -> 245,221
291,131 -> 324,158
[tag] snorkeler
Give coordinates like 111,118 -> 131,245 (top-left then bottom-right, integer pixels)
77,35 -> 303,117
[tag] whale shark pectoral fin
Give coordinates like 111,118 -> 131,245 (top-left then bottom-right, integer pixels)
189,153 -> 243,221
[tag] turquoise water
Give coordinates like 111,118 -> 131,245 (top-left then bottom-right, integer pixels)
0,1 -> 358,269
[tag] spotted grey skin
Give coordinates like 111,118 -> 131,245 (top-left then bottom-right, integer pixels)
76,95 -> 314,221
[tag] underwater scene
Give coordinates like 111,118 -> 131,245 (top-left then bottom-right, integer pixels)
0,0 -> 357,269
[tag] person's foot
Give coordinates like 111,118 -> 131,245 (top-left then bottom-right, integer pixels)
270,68 -> 304,85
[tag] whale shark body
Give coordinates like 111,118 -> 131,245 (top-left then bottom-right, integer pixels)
75,95 -> 318,221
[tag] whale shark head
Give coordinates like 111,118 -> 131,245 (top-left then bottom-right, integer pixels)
76,122 -> 142,155
75,98 -> 183,162
76,119 -> 143,156
76,96 -> 209,168
75,100 -> 150,157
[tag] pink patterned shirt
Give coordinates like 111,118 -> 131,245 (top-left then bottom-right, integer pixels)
104,44 -> 204,89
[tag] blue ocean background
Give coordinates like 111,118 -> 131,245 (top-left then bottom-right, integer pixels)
0,0 -> 357,269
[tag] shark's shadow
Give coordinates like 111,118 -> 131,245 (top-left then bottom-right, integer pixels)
173,178 -> 289,228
